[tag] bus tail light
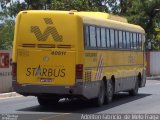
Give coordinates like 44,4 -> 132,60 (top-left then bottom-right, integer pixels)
12,63 -> 17,80
76,64 -> 83,80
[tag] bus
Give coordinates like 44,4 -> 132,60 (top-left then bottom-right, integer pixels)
12,10 -> 146,107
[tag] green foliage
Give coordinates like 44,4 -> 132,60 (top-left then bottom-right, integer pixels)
126,0 -> 160,32
106,0 -> 133,14
0,0 -> 160,50
24,0 -> 109,12
24,0 -> 49,10
0,20 -> 14,50
0,0 -> 25,50
107,0 -> 160,50
152,28 -> 160,50
50,0 -> 92,11
7,1 -> 26,17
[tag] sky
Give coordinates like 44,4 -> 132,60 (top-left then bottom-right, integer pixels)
0,0 -> 24,23
13,0 -> 24,3
0,0 -> 24,10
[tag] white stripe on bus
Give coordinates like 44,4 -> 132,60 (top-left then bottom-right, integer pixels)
95,55 -> 104,80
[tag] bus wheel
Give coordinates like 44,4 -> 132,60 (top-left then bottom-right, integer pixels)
94,81 -> 105,107
129,77 -> 139,96
37,96 -> 59,106
104,80 -> 113,104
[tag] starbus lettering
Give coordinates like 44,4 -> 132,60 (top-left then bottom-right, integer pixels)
26,65 -> 65,77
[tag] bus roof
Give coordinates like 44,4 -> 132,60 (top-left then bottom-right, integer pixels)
75,11 -> 145,33
19,10 -> 145,33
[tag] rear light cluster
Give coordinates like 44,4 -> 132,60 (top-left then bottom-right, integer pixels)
12,63 -> 17,80
76,64 -> 83,79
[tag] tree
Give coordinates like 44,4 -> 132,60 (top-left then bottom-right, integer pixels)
107,0 -> 160,50
24,0 -> 109,12
0,0 -> 24,50
125,0 -> 160,50
0,0 -> 160,50
7,1 -> 26,17
0,20 -> 14,50
106,0 -> 133,15
152,27 -> 160,50
24,0 -> 47,10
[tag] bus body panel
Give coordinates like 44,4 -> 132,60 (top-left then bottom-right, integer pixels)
12,11 -> 84,86
17,49 -> 76,85
16,11 -> 77,46
83,50 -> 145,92
12,11 -> 83,62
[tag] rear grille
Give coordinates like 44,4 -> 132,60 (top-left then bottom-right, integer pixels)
37,44 -> 55,48
57,44 -> 72,48
20,44 -> 72,49
21,44 -> 36,48
85,71 -> 91,82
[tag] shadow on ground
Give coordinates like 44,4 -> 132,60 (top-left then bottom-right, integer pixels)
18,93 -> 151,114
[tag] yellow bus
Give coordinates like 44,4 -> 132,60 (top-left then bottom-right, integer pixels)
12,10 -> 146,107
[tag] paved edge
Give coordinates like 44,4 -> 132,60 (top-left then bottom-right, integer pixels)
0,92 -> 22,98
147,76 -> 160,80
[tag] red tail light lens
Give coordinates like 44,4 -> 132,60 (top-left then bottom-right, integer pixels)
12,63 -> 17,80
76,64 -> 83,79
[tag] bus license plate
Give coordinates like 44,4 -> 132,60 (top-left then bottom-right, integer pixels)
40,78 -> 53,82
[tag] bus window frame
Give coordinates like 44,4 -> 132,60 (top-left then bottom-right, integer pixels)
83,24 -> 144,52
83,25 -> 90,48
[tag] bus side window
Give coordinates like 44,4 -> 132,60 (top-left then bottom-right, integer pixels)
106,28 -> 110,48
126,32 -> 130,49
119,30 -> 123,48
133,33 -> 137,49
123,31 -> 126,48
137,34 -> 140,50
130,32 -> 133,49
136,33 -> 139,50
139,34 -> 142,50
101,28 -> 106,48
115,30 -> 119,48
89,26 -> 96,47
110,29 -> 115,48
142,34 -> 145,50
96,27 -> 101,48
84,25 -> 90,48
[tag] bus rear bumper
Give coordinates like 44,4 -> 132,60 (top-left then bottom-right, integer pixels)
12,81 -> 100,99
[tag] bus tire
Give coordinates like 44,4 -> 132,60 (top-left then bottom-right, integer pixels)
37,96 -> 59,106
93,81 -> 105,107
104,80 -> 113,104
129,77 -> 139,96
